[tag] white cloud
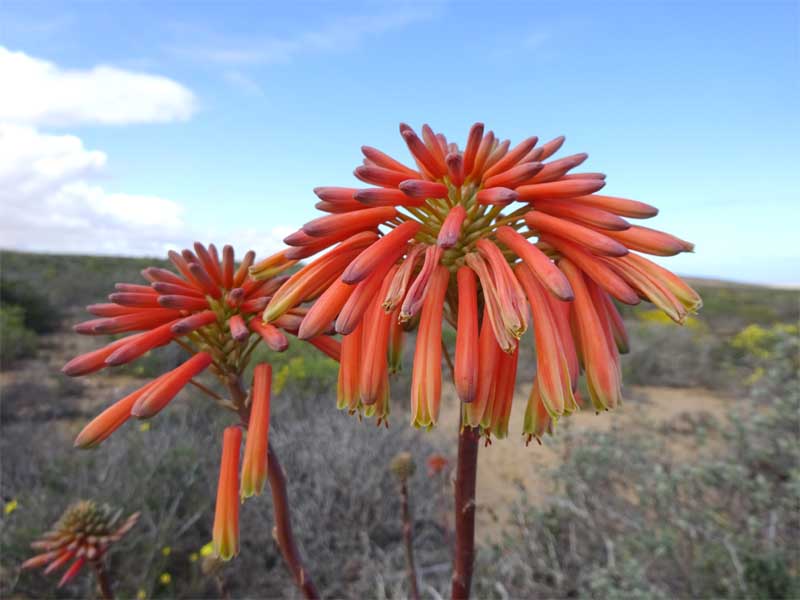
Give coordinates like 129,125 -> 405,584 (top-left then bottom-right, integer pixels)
0,124 -> 295,258
0,46 -> 196,126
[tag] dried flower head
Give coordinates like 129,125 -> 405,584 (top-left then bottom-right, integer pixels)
64,243 -> 341,560
22,500 -> 138,588
271,123 -> 701,442
390,451 -> 416,481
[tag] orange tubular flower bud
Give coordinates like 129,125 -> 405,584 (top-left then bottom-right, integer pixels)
454,267 -> 479,404
410,265 -> 448,428
354,164 -> 411,188
85,303 -> 142,317
354,187 -> 425,207
337,259 -> 400,335
359,276 -> 394,406
227,314 -> 249,342
338,322 -> 363,411
540,233 -> 640,305
464,307 -> 502,427
482,135 -> 539,180
626,253 -> 702,312
515,264 -> 575,417
461,122 -> 484,177
151,281 -> 204,297
597,290 -> 630,354
188,262 -> 222,299
241,364 -> 271,499
158,294 -> 210,311
131,352 -> 214,418
361,145 -> 419,177
382,244 -> 424,311
516,178 -> 605,201
399,179 -> 449,200
475,187 -> 519,206
464,253 -> 517,353
74,379 -> 160,448
446,152 -> 464,186
560,259 -> 622,411
438,205 -> 467,249
387,308 -> 405,374
535,135 -> 566,161
107,292 -> 161,308
602,225 -> 694,256
78,309 -> 184,335
307,335 -> 342,362
250,320 -> 289,351
57,557 -> 86,588
342,220 -> 420,284
532,199 -> 630,231
603,256 -> 687,323
104,321 -> 176,366
483,345 -> 518,439
469,130 -> 495,179
541,292 -> 578,391
401,127 -> 446,178
527,152 -> 588,183
303,206 -> 397,238
483,161 -> 543,189
213,426 -> 241,561
526,211 -> 628,257
194,242 -> 223,286
475,239 -> 528,338
171,310 -> 218,335
495,226 -> 573,301
222,244 -> 235,288
522,382 -> 554,444
298,279 -> 354,340
263,232 -> 378,322
400,245 -> 443,322
569,194 -> 659,218
62,334 -> 143,376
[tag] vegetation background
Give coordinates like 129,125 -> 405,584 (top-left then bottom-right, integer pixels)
1,249 -> 798,599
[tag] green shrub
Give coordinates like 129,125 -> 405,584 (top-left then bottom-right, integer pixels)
0,305 -> 37,365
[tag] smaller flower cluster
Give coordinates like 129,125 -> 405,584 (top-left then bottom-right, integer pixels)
22,500 -> 138,588
63,243 -> 341,561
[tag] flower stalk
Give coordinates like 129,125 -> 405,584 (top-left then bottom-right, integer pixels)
451,425 -> 480,600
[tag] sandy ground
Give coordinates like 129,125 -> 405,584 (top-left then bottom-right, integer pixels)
434,382 -> 731,537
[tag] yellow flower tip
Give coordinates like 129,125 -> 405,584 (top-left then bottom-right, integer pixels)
4,499 -> 19,515
136,589 -> 147,600
200,542 -> 214,557
139,422 -> 151,432
159,572 -> 172,585
160,546 -> 171,556
189,552 -> 199,563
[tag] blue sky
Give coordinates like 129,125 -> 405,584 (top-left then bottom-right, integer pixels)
1,0 -> 797,285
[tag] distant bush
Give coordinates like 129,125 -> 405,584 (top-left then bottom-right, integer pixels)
0,305 -> 38,366
0,275 -> 61,334
473,327 -> 800,599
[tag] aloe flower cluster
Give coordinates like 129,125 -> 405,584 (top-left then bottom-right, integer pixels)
22,501 -> 138,588
271,123 -> 701,442
63,243 -> 339,560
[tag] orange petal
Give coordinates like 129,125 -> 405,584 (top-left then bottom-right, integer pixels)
241,364 -> 271,499
410,265 -> 449,428
495,225 -> 573,301
342,220 -> 420,284
454,267 -> 479,404
532,199 -> 630,231
569,194 -> 659,218
213,427 -> 241,561
517,178 -> 605,201
131,352 -> 213,418
527,211 -> 628,257
602,225 -> 694,256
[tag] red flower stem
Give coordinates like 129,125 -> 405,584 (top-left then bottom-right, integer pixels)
227,377 -> 319,599
451,424 -> 480,600
267,442 -> 320,599
400,479 -> 421,600
91,559 -> 114,600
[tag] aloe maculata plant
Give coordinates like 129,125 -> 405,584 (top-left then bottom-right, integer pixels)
268,122 -> 701,598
